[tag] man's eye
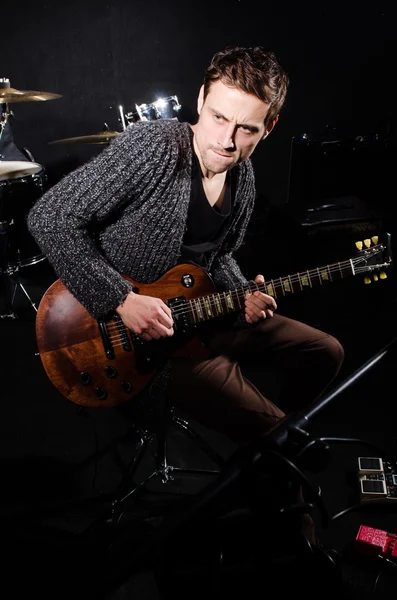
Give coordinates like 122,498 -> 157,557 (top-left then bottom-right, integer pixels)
214,115 -> 223,122
240,126 -> 253,134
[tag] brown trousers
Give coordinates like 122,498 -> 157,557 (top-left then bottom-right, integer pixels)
168,313 -> 344,443
167,314 -> 344,544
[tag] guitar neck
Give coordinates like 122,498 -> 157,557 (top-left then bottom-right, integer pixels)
186,257 -> 354,325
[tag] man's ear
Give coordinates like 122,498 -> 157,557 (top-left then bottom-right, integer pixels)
262,114 -> 279,139
197,85 -> 205,115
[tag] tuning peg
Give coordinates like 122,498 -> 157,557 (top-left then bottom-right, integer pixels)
380,271 -> 387,279
371,236 -> 379,244
373,274 -> 379,281
364,239 -> 371,248
355,241 -> 363,250
364,276 -> 371,284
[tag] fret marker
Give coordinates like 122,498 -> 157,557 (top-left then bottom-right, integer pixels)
225,293 -> 234,310
214,296 -> 223,315
300,274 -> 310,287
320,269 -> 329,281
194,299 -> 204,320
203,297 -> 213,318
266,284 -> 275,296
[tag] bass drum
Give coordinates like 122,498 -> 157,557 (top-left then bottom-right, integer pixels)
0,161 -> 48,268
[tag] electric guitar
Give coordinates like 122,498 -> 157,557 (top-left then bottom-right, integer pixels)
35,234 -> 393,409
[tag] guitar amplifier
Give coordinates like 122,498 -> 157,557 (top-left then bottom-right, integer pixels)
282,195 -> 384,249
285,200 -> 386,282
286,125 -> 387,261
287,127 -> 391,213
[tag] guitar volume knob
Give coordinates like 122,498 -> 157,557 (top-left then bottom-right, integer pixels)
120,381 -> 133,394
105,366 -> 117,378
95,387 -> 108,401
80,372 -> 92,385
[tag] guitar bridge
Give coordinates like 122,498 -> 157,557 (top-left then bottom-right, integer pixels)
114,314 -> 132,351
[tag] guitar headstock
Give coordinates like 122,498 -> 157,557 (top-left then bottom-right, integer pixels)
353,232 -> 393,284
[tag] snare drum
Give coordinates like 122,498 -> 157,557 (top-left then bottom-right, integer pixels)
125,95 -> 181,125
0,161 -> 47,268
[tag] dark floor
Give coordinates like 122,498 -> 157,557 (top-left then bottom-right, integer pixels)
1,223 -> 397,599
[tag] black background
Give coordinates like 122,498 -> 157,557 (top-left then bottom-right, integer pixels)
1,0 -> 396,205
2,3 -> 397,598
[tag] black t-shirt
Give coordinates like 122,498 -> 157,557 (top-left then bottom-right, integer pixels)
179,134 -> 234,269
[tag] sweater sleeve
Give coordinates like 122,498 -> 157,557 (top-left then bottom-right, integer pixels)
210,253 -> 248,290
27,122 -> 178,318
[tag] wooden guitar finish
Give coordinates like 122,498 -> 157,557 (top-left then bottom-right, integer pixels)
35,237 -> 392,409
35,264 -> 215,408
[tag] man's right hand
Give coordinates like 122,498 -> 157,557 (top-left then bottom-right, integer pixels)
116,292 -> 174,341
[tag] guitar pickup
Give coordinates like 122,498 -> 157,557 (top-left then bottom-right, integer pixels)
168,296 -> 190,333
98,319 -> 115,359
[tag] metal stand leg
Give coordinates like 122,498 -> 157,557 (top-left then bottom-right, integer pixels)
10,274 -> 38,312
0,265 -> 38,318
0,220 -> 38,318
18,405 -> 229,550
0,220 -> 17,319
106,405 -> 226,528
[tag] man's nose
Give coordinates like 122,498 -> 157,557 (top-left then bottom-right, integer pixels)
218,124 -> 236,150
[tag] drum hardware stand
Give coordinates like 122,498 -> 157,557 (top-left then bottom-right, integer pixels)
118,105 -> 127,131
0,103 -> 10,143
21,146 -> 35,162
0,77 -> 13,142
0,220 -> 38,318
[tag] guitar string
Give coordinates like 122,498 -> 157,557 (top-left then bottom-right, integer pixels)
151,258 -> 383,320
165,256 -> 385,320
103,256 -> 386,344
107,259 -> 383,331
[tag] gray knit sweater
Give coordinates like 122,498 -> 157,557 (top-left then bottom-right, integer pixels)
27,119 -> 257,319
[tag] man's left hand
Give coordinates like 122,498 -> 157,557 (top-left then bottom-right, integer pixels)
245,274 -> 277,324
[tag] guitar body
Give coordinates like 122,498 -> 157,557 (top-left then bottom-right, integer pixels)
35,235 -> 392,409
35,263 -> 216,408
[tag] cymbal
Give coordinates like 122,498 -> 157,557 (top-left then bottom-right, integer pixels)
0,87 -> 62,103
0,160 -> 42,181
49,131 -> 120,145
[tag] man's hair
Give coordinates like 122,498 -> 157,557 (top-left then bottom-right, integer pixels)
203,46 -> 289,129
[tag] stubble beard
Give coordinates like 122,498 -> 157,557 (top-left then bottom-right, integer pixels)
200,146 -> 237,175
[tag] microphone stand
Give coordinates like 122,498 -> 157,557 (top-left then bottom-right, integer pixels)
263,340 -> 393,450
100,335 -> 397,597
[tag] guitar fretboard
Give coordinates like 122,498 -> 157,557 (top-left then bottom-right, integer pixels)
185,259 -> 353,325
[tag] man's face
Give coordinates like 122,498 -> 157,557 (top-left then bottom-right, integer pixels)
192,79 -> 275,176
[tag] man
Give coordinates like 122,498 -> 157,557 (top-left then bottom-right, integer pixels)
27,46 -> 344,543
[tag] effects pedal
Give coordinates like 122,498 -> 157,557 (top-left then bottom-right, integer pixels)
355,525 -> 397,561
358,457 -> 397,502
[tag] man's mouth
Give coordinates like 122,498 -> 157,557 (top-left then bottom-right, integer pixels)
211,149 -> 234,158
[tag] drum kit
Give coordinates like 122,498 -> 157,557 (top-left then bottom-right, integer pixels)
0,76 -> 181,318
